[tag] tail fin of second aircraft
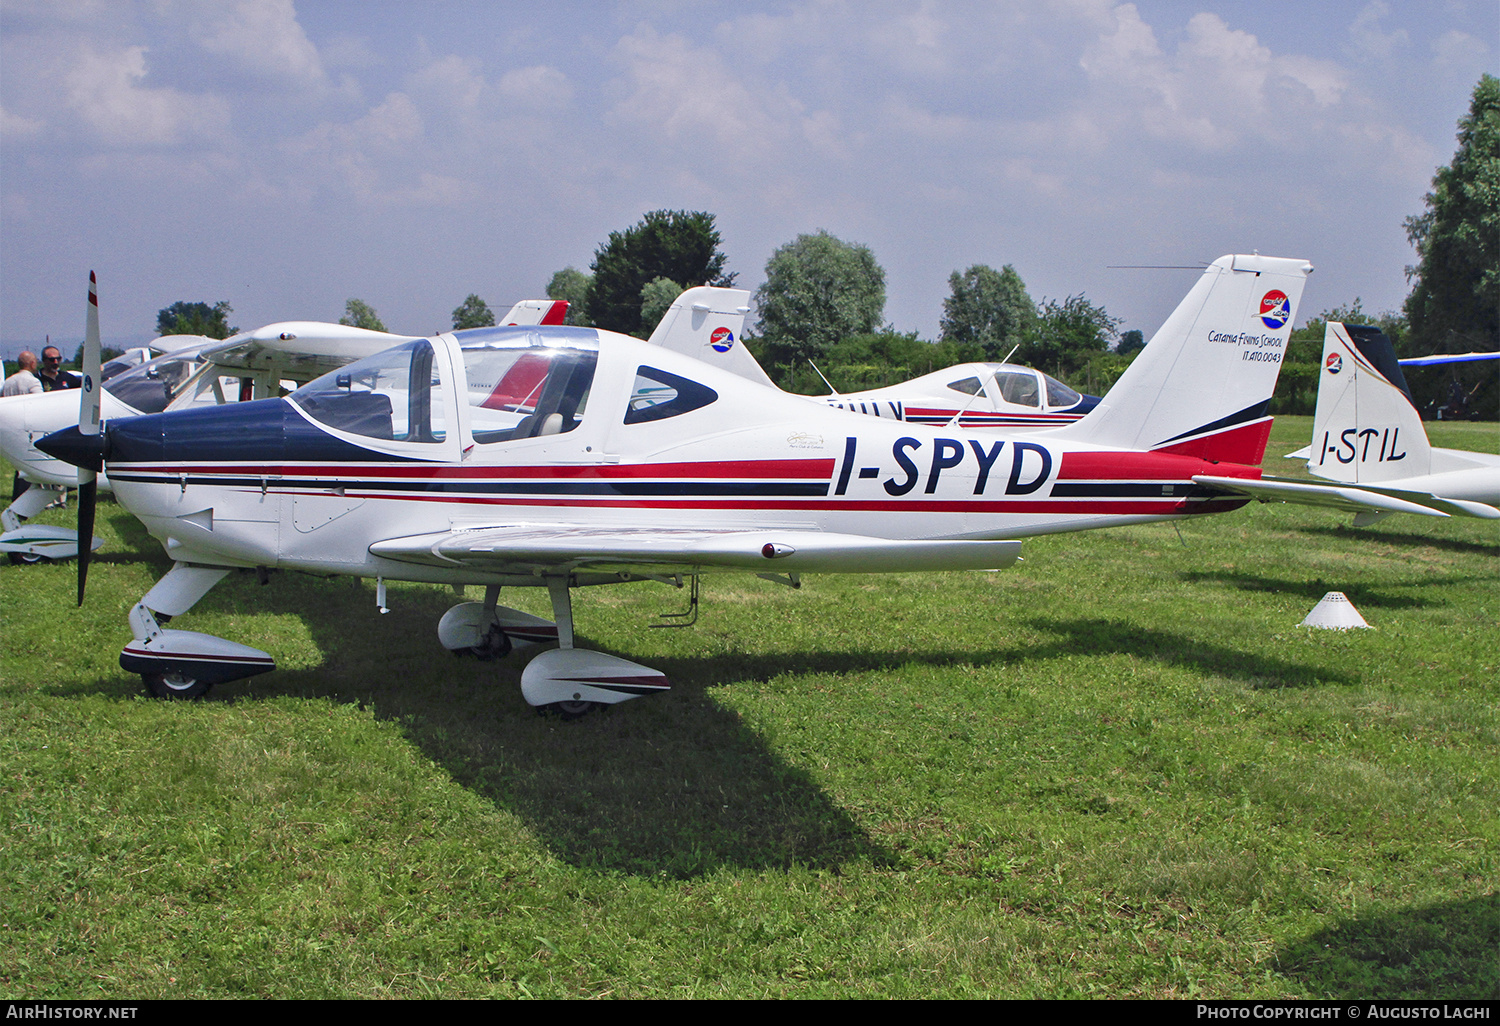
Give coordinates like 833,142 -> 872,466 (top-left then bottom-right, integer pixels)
1053,254 -> 1313,465
1307,322 -> 1432,483
645,286 -> 774,388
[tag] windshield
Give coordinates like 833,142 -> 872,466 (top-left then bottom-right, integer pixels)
1042,373 -> 1082,408
103,348 -> 211,414
292,339 -> 448,443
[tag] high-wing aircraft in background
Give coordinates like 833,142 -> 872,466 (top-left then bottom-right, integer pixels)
41,254 -> 1312,715
0,300 -> 568,563
1195,322 -> 1500,524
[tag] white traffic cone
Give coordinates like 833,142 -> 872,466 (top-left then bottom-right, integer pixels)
1300,591 -> 1371,630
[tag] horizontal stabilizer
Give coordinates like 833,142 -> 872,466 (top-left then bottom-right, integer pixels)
1194,474 -> 1500,519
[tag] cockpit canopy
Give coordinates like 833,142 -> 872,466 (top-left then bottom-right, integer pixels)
290,330 -> 600,445
946,366 -> 1084,410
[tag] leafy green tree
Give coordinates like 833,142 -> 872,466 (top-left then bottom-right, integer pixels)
1402,74 -> 1498,419
1115,329 -> 1145,356
639,277 -> 683,331
547,267 -> 592,326
1404,75 -> 1499,355
939,264 -> 1035,360
451,294 -> 495,330
339,299 -> 386,332
587,210 -> 734,337
754,230 -> 886,370
1019,294 -> 1119,377
156,300 -> 236,339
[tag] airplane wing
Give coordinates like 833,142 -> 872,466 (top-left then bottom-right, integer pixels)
370,526 -> 1022,576
1397,352 -> 1500,366
1193,474 -> 1500,520
202,321 -> 419,383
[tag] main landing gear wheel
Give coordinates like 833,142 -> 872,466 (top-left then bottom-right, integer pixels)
7,552 -> 46,565
142,671 -> 214,700
539,700 -> 600,721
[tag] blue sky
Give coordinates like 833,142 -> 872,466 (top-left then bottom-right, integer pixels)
1,1 -> 1494,357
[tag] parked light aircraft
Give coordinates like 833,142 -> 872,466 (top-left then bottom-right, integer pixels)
643,289 -> 1101,431
820,364 -> 1099,430
41,254 -> 1312,715
1195,322 -> 1500,524
0,300 -> 568,563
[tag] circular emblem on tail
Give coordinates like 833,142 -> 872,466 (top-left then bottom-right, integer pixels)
1259,290 -> 1290,330
1325,353 -> 1342,374
710,326 -> 735,353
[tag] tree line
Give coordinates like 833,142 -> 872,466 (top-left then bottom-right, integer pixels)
146,75 -> 1495,417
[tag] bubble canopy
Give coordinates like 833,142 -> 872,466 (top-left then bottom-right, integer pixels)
290,331 -> 600,445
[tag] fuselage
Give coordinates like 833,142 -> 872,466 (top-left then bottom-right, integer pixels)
94,327 -> 1257,585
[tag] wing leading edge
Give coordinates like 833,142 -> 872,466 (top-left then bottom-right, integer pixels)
370,526 -> 1023,576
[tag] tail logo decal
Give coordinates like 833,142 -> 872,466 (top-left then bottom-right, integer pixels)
710,327 -> 735,353
1325,353 -> 1342,375
1259,290 -> 1291,330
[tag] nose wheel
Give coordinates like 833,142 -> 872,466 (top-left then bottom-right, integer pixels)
143,671 -> 212,700
539,700 -> 600,720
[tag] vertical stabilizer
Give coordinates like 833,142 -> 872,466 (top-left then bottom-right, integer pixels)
646,287 -> 771,388
1308,322 -> 1431,483
500,299 -> 569,326
1053,254 -> 1312,465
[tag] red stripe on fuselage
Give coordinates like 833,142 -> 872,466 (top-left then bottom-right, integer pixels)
1057,450 -> 1262,481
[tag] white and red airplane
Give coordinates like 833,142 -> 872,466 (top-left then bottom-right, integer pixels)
819,364 -> 1099,429
41,254 -> 1312,715
0,300 -> 568,563
1197,322 -> 1500,524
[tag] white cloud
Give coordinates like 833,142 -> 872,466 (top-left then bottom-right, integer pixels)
498,65 -> 573,110
63,43 -> 230,146
607,24 -> 839,166
181,0 -> 328,91
1430,29 -> 1489,68
1,104 -> 45,140
1078,7 -> 1348,152
1349,2 -> 1409,60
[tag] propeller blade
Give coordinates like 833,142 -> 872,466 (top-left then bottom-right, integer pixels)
77,270 -> 103,605
77,470 -> 96,606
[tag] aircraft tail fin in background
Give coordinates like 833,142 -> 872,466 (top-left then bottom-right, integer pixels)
645,287 -> 772,388
1052,254 -> 1312,465
1307,322 -> 1432,483
500,299 -> 569,326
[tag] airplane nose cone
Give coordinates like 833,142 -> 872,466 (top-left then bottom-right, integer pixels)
36,425 -> 107,472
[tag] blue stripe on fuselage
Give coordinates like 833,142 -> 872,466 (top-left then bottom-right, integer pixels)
105,399 -> 424,466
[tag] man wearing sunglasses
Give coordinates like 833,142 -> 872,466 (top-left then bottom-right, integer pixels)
37,345 -> 80,392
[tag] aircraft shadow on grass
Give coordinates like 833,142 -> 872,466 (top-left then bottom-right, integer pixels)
49,516 -> 1366,873
1297,524 -> 1500,559
1275,894 -> 1499,999
48,550 -> 892,878
1175,569 -> 1451,610
1021,617 -> 1363,689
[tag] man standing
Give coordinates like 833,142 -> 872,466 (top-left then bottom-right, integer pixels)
38,345 -> 80,391
1,351 -> 43,396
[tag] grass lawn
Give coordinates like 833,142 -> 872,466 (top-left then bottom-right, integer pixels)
1,416 -> 1496,998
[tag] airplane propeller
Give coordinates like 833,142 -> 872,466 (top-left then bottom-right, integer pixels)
76,271 -> 103,605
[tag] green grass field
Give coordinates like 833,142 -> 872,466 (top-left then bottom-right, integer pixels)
2,416 -> 1496,998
